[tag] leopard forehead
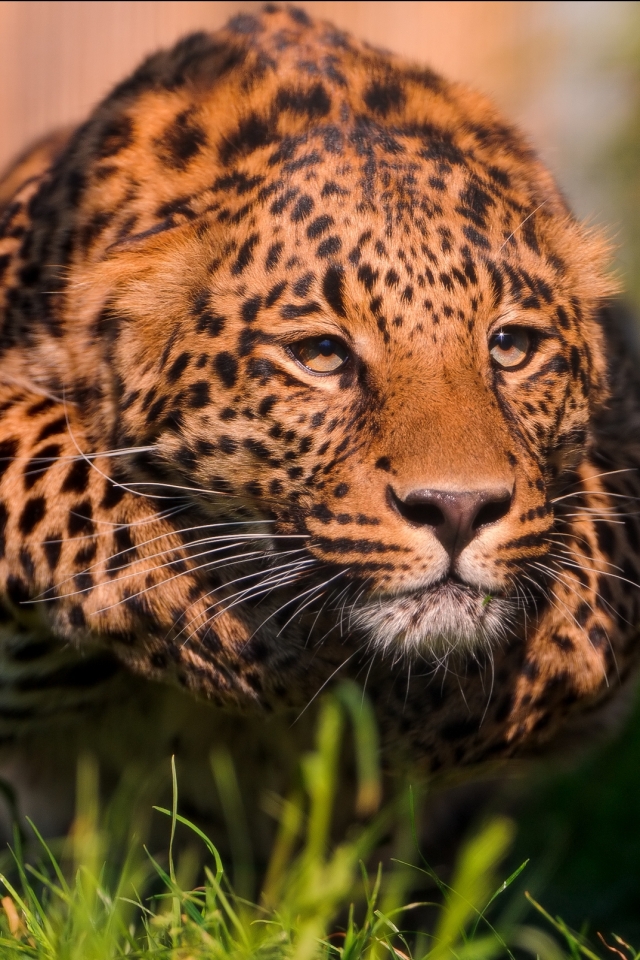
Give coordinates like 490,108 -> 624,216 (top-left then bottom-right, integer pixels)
48,5 -> 611,402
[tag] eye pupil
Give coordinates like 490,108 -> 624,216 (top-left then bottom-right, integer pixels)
318,339 -> 334,356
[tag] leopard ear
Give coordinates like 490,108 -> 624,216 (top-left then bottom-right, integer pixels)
568,219 -> 620,409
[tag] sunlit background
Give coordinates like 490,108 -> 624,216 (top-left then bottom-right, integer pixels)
2,0 -> 640,937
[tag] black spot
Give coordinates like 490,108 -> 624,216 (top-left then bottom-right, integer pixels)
270,188 -> 299,215
259,395 -> 277,417
311,503 -> 333,523
214,352 -> 238,388
570,345 -> 580,379
61,458 -> 91,494
321,180 -> 348,198
317,235 -> 342,258
357,264 -> 378,292
375,457 -> 391,472
168,352 -> 190,382
219,435 -> 238,454
6,575 -> 29,607
68,500 -> 94,537
19,496 -> 46,535
101,481 -> 126,510
96,114 -> 134,159
240,328 -> 268,357
265,241 -> 284,271
242,295 -> 262,323
75,541 -> 97,566
266,280 -> 287,307
228,11 -> 262,33
157,108 -> 208,171
288,6 -> 311,25
334,483 -> 349,498
43,536 -> 62,571
363,78 -> 406,116
306,215 -> 334,240
68,604 -> 87,628
198,312 -> 226,337
248,358 -> 275,383
188,381 -> 211,408
219,113 -> 276,165
457,182 -> 495,228
589,625 -> 608,649
36,415 -> 67,443
244,438 -> 271,461
462,226 -> 490,250
24,444 -> 61,490
0,438 -> 18,481
231,233 -> 259,275
322,264 -> 347,318
486,262 -> 504,306
291,195 -> 314,222
280,301 -> 321,319
401,285 -> 413,304
27,400 -> 55,417
275,82 -> 331,119
292,273 -> 315,299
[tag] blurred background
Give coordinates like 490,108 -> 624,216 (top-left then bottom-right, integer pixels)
2,0 -> 640,938
1,1 -> 638,297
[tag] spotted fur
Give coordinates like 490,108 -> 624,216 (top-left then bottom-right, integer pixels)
0,5 -> 638,778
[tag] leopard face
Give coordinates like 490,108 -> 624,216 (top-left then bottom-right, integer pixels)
0,5 -> 637,767
92,150 -> 606,661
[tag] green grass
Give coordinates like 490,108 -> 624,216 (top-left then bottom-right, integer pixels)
0,685 -> 633,959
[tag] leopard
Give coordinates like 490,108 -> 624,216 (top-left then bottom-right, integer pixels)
0,3 -> 639,840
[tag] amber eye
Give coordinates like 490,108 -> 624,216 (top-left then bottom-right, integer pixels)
289,336 -> 350,374
489,328 -> 532,369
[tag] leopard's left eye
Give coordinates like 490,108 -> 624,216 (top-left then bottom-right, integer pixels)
288,336 -> 350,374
489,328 -> 532,369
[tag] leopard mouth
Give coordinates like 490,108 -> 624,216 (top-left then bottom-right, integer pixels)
353,577 -> 517,658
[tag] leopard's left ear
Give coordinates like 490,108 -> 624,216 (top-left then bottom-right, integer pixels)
569,220 -> 620,409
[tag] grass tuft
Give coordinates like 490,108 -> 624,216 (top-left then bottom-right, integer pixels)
0,683 -> 632,959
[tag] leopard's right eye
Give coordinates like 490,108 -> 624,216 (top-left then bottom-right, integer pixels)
288,336 -> 351,374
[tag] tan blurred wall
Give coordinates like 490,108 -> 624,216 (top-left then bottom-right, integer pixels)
0,1 -> 536,172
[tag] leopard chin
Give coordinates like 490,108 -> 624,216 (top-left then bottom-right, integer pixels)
355,581 -> 518,659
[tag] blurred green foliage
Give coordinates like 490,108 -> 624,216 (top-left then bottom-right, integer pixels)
0,682 -> 630,959
510,690 -> 640,940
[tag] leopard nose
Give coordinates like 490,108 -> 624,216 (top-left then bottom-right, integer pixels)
390,486 -> 513,557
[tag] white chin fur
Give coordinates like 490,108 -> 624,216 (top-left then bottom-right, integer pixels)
354,581 -> 515,659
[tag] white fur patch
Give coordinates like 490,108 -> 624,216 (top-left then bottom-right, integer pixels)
354,581 -> 516,659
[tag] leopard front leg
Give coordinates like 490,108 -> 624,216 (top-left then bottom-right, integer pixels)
0,383 -> 286,708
